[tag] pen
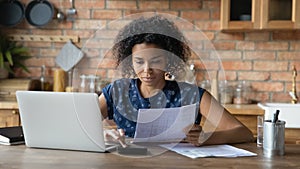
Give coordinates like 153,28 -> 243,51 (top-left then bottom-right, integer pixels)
106,129 -> 127,148
273,110 -> 280,123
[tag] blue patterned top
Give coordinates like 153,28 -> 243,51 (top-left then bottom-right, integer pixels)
102,78 -> 205,137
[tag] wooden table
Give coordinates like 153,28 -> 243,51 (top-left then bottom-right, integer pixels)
0,143 -> 299,169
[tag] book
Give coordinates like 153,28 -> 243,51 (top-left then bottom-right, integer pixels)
0,126 -> 25,145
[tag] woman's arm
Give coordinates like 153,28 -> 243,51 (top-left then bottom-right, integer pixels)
186,91 -> 254,146
99,94 -> 108,119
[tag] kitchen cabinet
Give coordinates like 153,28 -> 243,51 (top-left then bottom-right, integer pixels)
224,104 -> 264,137
0,102 -> 20,127
0,79 -> 33,127
220,0 -> 300,31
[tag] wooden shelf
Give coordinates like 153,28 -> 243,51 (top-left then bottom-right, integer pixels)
7,34 -> 79,43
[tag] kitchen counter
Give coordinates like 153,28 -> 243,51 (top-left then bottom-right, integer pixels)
224,104 -> 264,115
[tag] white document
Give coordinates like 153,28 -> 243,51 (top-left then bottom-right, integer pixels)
160,143 -> 257,159
133,104 -> 197,142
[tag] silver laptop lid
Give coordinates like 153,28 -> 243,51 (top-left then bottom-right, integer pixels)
16,91 -> 106,152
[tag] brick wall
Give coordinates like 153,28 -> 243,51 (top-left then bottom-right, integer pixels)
1,0 -> 300,103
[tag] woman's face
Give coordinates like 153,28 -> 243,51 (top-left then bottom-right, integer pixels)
132,43 -> 167,87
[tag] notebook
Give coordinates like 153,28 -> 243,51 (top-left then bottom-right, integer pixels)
16,91 -> 117,152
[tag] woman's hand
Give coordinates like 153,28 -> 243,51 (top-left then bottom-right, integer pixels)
104,129 -> 127,148
184,124 -> 202,147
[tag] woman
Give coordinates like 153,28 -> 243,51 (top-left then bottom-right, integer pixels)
99,15 -> 254,147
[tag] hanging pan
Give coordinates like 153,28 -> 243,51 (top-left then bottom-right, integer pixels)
25,0 -> 54,27
0,0 -> 25,27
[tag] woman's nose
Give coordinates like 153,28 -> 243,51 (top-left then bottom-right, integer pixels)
143,62 -> 152,73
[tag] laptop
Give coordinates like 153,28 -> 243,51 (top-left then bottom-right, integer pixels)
16,91 -> 117,152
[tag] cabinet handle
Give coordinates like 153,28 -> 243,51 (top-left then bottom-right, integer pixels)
12,110 -> 19,114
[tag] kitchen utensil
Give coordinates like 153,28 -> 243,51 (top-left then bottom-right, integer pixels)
0,0 -> 25,27
56,0 -> 64,22
55,40 -> 84,72
56,9 -> 65,22
66,0 -> 76,22
25,0 -> 54,27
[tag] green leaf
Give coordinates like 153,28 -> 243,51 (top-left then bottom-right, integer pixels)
10,47 -> 29,55
5,50 -> 13,66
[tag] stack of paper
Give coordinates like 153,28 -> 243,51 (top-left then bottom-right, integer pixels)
160,143 -> 257,159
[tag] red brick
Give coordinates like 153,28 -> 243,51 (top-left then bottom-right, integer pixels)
219,71 -> 237,81
195,21 -> 220,31
216,32 -> 244,40
76,0 -> 105,9
271,72 -> 293,81
252,92 -> 270,102
218,51 -> 242,60
245,32 -> 270,41
290,42 -> 300,50
139,1 -> 169,9
107,20 -> 132,30
251,82 -> 284,92
244,51 -> 276,60
253,61 -> 288,71
202,0 -> 220,9
65,30 -> 95,39
211,42 -> 236,50
93,10 -> 123,20
278,52 -> 300,60
221,61 -> 252,71
238,72 -> 270,81
273,31 -> 300,41
171,0 -> 202,9
74,20 -> 106,30
210,9 -> 220,20
26,57 -> 56,67
181,11 -> 210,20
255,42 -> 289,50
236,41 -> 255,50
107,1 -> 137,9
202,32 -> 215,40
272,92 -> 294,103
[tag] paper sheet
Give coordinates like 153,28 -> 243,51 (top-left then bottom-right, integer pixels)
133,104 -> 197,142
160,143 -> 257,159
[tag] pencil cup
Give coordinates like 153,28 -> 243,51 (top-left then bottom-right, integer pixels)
263,120 -> 285,157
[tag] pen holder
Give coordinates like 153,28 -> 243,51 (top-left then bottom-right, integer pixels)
263,120 -> 285,157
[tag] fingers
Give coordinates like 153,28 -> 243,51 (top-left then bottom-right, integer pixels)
104,129 -> 127,148
185,124 -> 202,147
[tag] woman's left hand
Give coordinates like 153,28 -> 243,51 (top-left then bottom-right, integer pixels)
184,124 -> 202,147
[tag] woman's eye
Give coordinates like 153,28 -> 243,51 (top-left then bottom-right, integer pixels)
151,59 -> 161,64
135,60 -> 144,64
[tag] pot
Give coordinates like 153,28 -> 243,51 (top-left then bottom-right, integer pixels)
0,0 -> 25,27
25,0 -> 54,27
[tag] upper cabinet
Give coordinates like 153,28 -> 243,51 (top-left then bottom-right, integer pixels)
221,0 -> 300,31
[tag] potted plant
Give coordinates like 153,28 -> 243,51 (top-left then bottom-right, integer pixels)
0,35 -> 31,78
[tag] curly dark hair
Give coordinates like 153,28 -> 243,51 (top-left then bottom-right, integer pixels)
112,15 -> 191,78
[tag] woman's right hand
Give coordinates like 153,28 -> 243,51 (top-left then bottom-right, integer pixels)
104,129 -> 127,148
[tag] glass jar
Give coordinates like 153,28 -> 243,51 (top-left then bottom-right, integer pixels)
198,80 -> 211,92
218,80 -> 233,104
233,81 -> 251,104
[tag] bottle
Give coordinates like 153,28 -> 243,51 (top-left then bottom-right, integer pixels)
40,65 -> 52,91
40,65 -> 45,91
79,75 -> 88,92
